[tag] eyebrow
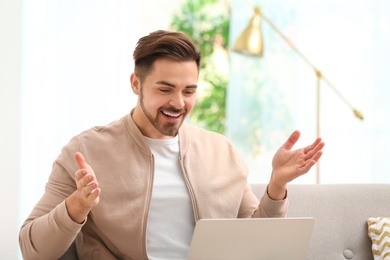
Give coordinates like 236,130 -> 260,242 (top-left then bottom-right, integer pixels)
156,80 -> 197,89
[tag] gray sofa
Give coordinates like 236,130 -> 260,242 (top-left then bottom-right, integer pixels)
61,184 -> 389,259
251,184 -> 389,260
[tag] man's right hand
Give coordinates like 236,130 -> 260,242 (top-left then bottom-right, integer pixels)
65,152 -> 101,224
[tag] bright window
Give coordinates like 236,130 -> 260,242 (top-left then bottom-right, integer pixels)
228,0 -> 390,184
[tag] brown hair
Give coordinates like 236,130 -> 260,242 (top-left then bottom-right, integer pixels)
133,30 -> 201,82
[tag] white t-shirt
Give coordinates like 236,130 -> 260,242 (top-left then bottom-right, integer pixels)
144,135 -> 195,260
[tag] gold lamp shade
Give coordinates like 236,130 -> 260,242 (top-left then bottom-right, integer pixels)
233,7 -> 263,56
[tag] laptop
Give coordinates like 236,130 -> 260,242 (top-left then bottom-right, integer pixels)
187,217 -> 314,260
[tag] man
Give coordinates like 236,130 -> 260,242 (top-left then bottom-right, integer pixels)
19,30 -> 324,260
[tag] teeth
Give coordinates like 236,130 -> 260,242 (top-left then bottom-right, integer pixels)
162,111 -> 181,118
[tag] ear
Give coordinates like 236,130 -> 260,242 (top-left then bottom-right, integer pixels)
130,73 -> 141,95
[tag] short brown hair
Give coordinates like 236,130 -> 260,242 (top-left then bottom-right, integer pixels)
133,30 -> 201,82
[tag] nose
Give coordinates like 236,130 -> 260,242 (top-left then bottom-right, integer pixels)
169,93 -> 185,109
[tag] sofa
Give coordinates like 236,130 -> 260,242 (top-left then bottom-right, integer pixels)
251,184 -> 389,260
60,184 -> 389,259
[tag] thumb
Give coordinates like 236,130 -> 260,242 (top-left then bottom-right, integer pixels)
282,130 -> 301,150
74,152 -> 88,169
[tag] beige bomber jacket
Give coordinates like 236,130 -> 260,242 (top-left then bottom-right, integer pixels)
19,112 -> 288,260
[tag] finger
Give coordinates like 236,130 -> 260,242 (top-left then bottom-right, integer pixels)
311,150 -> 323,162
75,152 -> 88,170
303,137 -> 323,154
282,130 -> 301,150
299,159 -> 317,174
74,169 -> 88,182
304,140 -> 325,159
76,172 -> 94,189
81,181 -> 99,196
300,150 -> 323,174
87,187 -> 101,201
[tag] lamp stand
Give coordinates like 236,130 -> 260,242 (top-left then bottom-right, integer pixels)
316,71 -> 321,184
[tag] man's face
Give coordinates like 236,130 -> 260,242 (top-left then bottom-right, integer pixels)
131,58 -> 198,139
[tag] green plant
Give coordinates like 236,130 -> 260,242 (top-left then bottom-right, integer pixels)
170,0 -> 229,134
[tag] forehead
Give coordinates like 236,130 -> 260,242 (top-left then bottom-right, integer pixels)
147,59 -> 199,81
151,59 -> 198,76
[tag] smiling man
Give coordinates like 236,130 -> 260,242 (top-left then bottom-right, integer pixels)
19,30 -> 324,260
131,58 -> 198,138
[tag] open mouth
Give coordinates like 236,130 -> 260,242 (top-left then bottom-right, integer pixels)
161,111 -> 182,118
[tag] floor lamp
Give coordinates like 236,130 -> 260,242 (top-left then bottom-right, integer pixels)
233,6 -> 364,184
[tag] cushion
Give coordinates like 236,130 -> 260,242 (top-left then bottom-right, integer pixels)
367,217 -> 390,259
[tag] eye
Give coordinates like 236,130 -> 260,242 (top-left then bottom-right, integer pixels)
184,89 -> 196,96
159,88 -> 171,93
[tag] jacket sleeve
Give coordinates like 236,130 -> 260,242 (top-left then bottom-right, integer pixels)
238,183 -> 288,218
19,137 -> 84,260
256,186 -> 288,217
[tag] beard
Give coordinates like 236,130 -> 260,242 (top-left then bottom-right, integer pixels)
139,90 -> 186,137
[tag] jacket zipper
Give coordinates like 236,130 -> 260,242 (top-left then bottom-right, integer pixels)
142,153 -> 155,260
179,157 -> 199,221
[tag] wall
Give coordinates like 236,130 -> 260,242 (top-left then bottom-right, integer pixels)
0,0 -> 21,258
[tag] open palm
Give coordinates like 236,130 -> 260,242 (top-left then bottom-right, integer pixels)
271,130 -> 325,185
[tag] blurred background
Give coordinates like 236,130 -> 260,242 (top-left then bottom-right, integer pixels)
2,0 -> 389,258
